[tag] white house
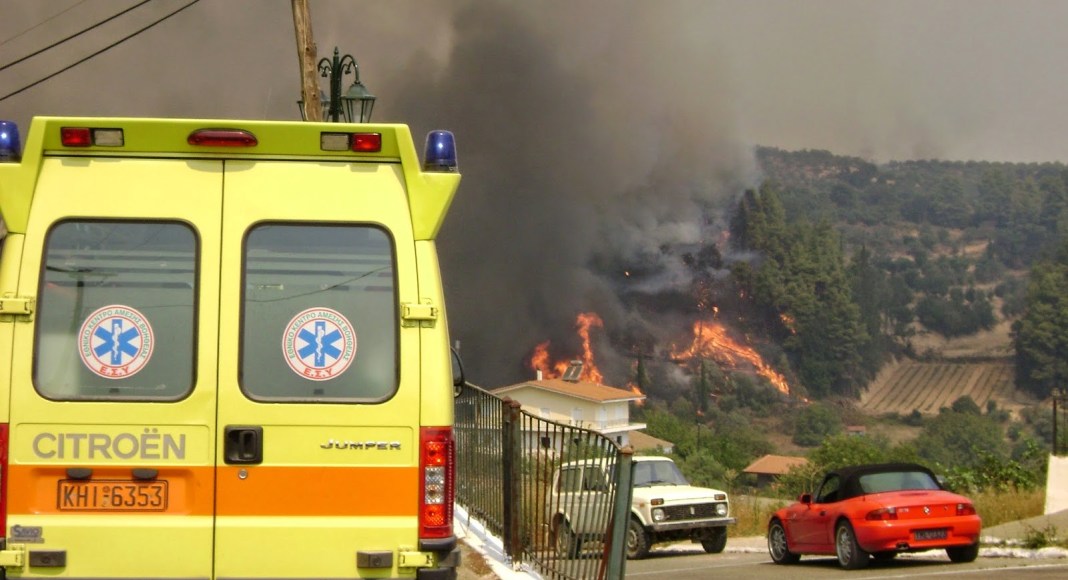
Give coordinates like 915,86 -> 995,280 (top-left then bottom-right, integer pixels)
492,362 -> 647,448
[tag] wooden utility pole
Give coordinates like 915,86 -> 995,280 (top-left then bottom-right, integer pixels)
291,0 -> 322,121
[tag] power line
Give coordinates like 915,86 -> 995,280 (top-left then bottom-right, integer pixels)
0,0 -> 89,47
0,0 -> 202,104
1,0 -> 154,73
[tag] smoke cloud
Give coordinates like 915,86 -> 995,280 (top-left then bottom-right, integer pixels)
5,0 -> 1068,387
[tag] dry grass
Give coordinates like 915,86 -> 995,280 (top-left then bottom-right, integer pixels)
971,487 -> 1045,528
732,495 -> 790,537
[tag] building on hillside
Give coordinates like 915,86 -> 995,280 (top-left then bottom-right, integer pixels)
492,361 -> 646,449
743,454 -> 809,489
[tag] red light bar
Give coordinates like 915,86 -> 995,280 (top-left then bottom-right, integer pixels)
188,129 -> 258,147
61,127 -> 92,147
352,133 -> 382,153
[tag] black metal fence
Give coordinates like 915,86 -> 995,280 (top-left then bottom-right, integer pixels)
454,383 -> 633,580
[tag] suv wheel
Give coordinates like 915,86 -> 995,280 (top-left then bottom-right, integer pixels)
626,517 -> 651,560
701,528 -> 727,554
554,520 -> 580,559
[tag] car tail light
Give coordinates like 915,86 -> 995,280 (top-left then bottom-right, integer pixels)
866,507 -> 898,521
419,427 -> 454,539
956,503 -> 976,516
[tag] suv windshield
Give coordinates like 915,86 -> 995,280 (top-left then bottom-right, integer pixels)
632,460 -> 690,487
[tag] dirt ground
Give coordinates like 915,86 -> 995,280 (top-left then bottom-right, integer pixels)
457,540 -> 499,580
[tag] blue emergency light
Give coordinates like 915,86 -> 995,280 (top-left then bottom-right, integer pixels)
423,130 -> 457,172
0,120 -> 20,162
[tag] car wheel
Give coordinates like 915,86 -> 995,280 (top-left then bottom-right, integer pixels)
767,519 -> 800,564
835,521 -> 870,570
701,528 -> 728,554
946,542 -> 980,563
626,517 -> 652,560
554,520 -> 580,559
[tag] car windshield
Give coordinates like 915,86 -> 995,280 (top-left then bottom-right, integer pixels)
632,460 -> 690,487
858,470 -> 940,493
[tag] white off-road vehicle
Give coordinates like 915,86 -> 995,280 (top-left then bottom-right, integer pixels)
548,455 -> 735,560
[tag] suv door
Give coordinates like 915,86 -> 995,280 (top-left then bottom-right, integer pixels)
8,158 -> 221,578
213,160 -> 423,578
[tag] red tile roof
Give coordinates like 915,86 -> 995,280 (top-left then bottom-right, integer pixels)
493,379 -> 645,404
743,454 -> 809,475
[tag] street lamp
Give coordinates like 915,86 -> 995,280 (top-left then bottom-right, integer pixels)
297,47 -> 376,123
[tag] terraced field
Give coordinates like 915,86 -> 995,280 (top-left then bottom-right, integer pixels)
860,361 -> 1030,415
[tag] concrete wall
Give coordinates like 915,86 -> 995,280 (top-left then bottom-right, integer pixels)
1045,455 -> 1068,514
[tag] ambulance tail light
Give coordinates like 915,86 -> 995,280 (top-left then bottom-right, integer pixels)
60,127 -> 124,147
1,121 -> 21,161
187,129 -> 258,147
319,132 -> 382,152
423,131 -> 457,172
419,426 -> 454,539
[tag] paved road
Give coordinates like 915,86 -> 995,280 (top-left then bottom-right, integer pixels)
624,545 -> 1068,579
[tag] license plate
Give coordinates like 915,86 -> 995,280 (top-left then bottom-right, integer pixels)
57,480 -> 168,512
914,528 -> 947,540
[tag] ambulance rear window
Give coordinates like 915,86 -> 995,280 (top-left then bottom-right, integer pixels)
240,223 -> 397,401
34,221 -> 197,400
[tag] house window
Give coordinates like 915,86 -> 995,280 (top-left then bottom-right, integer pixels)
540,407 -> 550,419
597,407 -> 608,429
571,408 -> 583,426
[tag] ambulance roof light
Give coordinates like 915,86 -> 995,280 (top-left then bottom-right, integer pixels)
423,130 -> 457,173
0,120 -> 21,162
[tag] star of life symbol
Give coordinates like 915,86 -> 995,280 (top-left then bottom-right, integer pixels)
78,305 -> 154,379
282,307 -> 357,381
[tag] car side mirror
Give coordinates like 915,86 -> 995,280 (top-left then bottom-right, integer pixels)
451,347 -> 466,396
799,493 -> 812,504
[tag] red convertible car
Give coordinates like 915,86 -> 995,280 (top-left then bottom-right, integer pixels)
767,463 -> 982,569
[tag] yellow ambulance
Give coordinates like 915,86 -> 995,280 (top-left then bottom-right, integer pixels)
0,117 -> 462,579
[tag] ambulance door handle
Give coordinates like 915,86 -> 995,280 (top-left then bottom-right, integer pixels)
224,426 -> 264,465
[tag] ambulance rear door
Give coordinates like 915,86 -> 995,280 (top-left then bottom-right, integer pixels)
7,157 -> 222,578
213,158 -> 424,578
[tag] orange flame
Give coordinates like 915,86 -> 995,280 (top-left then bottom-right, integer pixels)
779,313 -> 797,334
527,312 -> 606,384
671,320 -> 790,395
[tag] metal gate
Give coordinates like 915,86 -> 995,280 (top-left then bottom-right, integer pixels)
454,383 -> 633,579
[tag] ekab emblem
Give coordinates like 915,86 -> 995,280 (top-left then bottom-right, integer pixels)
282,307 -> 357,380
78,305 -> 154,379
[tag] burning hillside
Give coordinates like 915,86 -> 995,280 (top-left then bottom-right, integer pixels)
526,309 -> 793,402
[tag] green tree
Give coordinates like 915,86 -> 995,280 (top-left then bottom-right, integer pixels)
914,408 -> 1007,470
1015,240 -> 1068,398
792,403 -> 844,446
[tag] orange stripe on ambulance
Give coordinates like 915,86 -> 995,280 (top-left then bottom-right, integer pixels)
32,429 -> 185,460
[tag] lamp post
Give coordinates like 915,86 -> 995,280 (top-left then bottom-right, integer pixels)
297,47 -> 376,123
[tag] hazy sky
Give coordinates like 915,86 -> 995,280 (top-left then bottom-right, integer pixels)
6,0 -> 1068,163
4,0 -> 1068,386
